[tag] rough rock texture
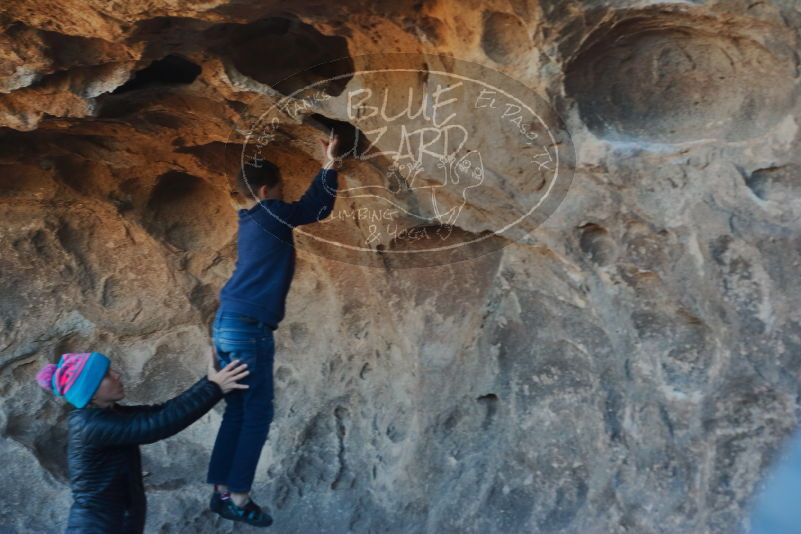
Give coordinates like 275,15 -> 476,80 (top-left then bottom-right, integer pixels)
1,0 -> 801,532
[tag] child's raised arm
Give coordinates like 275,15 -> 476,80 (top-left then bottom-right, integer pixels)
269,167 -> 339,227
259,132 -> 341,227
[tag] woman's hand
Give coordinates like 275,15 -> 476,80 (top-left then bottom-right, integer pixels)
207,348 -> 249,394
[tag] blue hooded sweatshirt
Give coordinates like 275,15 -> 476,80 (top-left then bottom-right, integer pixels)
218,167 -> 338,328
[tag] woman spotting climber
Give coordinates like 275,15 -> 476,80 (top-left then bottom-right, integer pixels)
35,350 -> 249,533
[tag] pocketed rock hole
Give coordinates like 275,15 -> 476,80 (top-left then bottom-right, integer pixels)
477,393 -> 499,429
111,54 -> 201,95
745,164 -> 801,202
302,113 -> 374,160
564,9 -> 797,143
481,11 -> 532,64
578,223 -> 615,266
4,412 -> 69,482
208,15 -> 354,97
144,171 -> 232,251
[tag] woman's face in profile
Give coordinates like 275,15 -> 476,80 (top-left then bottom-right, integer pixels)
93,368 -> 126,405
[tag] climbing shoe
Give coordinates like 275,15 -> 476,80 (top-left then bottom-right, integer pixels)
209,490 -> 229,515
211,495 -> 273,527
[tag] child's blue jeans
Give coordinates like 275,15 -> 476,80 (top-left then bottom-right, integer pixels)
206,310 -> 275,493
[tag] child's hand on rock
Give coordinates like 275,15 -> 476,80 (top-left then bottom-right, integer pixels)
321,131 -> 341,167
207,348 -> 249,394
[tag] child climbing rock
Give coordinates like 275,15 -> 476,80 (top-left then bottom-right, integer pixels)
206,131 -> 340,527
35,350 -> 250,533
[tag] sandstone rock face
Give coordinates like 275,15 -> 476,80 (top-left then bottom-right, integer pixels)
1,1 -> 801,532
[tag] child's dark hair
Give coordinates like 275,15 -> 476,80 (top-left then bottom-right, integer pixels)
236,160 -> 281,197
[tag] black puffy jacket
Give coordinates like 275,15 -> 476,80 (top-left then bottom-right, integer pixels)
65,376 -> 223,533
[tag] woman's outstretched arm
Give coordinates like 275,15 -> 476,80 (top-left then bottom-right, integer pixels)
73,354 -> 248,447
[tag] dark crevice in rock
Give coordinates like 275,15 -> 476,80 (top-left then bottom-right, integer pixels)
602,379 -> 624,444
175,141 -> 241,180
224,98 -> 249,114
5,410 -> 71,483
188,282 -> 220,325
0,349 -> 36,374
359,362 -> 371,379
578,222 -> 615,266
744,164 -> 801,202
111,54 -> 201,95
331,405 -> 354,490
205,15 -> 354,97
477,393 -> 499,429
302,113 -> 373,159
659,403 -> 675,438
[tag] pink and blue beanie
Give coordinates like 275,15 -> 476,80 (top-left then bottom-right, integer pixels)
35,352 -> 110,409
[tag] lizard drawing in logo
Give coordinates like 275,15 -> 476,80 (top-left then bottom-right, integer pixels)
341,149 -> 485,241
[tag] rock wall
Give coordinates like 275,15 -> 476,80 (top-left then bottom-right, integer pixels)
1,1 -> 801,532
